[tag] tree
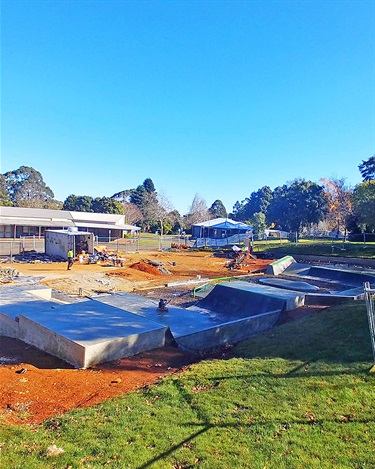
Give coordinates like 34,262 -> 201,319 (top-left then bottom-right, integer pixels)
93,197 -> 124,214
63,195 -> 94,212
4,166 -> 55,208
185,194 -> 210,229
230,201 -> 243,220
320,177 -> 353,234
208,200 -> 227,218
267,179 -> 328,233
143,178 -> 156,193
252,212 -> 267,237
111,189 -> 133,203
359,155 -> 375,181
352,181 -> 375,230
123,202 -> 144,225
237,186 -> 273,221
129,178 -> 158,217
0,174 -> 12,206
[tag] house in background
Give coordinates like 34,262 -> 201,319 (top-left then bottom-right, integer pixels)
0,206 -> 140,239
191,218 -> 253,248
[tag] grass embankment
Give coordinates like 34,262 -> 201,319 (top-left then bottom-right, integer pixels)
1,302 -> 374,468
253,239 -> 375,259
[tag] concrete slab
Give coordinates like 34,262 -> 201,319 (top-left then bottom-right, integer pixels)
259,277 -> 320,292
0,283 -> 62,337
14,300 -> 168,368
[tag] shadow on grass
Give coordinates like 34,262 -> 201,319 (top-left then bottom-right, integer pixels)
138,416 -> 374,469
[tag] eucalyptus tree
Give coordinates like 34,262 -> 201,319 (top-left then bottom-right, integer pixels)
0,174 -> 12,206
4,166 -> 55,208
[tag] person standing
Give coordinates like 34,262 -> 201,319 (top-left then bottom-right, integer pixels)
67,249 -> 74,270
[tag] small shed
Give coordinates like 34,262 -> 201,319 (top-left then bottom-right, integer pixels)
45,229 -> 94,260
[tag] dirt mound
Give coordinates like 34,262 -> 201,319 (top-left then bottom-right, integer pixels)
129,261 -> 162,276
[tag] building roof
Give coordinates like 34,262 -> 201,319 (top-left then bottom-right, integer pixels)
74,222 -> 140,231
0,206 -> 140,231
192,218 -> 252,230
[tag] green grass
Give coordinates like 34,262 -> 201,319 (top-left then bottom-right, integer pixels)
1,302 -> 374,468
253,239 -> 375,258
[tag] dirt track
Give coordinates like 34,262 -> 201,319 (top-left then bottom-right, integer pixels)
0,250 -> 272,425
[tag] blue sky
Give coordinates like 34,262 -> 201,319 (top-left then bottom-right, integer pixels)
2,0 -> 374,215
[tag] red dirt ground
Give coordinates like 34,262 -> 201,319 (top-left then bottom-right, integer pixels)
0,338 -> 199,426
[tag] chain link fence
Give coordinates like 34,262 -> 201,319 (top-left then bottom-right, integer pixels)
0,235 -> 194,260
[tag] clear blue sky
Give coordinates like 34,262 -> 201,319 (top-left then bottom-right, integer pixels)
2,0 -> 374,215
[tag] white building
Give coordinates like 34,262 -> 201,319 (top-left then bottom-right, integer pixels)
0,206 -> 140,239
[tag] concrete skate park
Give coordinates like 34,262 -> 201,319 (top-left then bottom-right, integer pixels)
1,256 -> 374,368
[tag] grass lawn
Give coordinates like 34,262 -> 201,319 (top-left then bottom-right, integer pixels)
1,301 -> 374,468
253,239 -> 375,259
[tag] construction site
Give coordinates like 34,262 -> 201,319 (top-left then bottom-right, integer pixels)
1,244 -> 374,425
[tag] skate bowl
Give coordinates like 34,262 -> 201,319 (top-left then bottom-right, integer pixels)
1,261 -> 372,367
94,281 -> 303,353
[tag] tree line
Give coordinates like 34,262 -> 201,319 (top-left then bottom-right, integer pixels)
1,156 -> 374,236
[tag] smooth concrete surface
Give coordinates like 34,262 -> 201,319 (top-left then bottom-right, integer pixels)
307,265 -> 375,286
93,282 -> 291,352
14,300 -> 167,368
192,281 -> 305,313
284,263 -> 375,287
259,277 -> 320,292
266,256 -> 296,276
175,310 -> 281,352
0,313 -> 19,338
93,293 -> 262,341
0,282 -> 63,337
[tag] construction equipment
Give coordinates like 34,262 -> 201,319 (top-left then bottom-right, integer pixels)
227,250 -> 257,270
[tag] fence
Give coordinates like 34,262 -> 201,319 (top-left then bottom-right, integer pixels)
0,237 -> 45,259
364,282 -> 375,364
0,235 -> 194,259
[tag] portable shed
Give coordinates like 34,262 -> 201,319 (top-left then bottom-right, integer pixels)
45,229 -> 94,260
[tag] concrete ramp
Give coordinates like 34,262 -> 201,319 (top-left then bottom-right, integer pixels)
259,277 -> 320,292
266,256 -> 296,275
93,282 -> 304,353
193,281 -> 305,314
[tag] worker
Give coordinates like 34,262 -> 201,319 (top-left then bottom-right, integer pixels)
67,249 -> 74,270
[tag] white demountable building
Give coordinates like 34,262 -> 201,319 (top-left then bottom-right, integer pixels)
45,228 -> 95,260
